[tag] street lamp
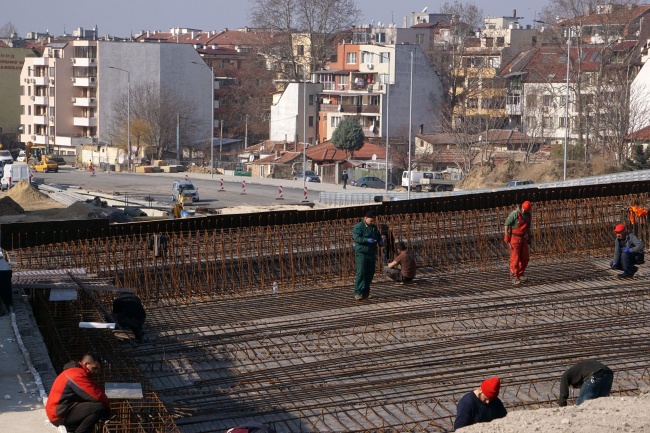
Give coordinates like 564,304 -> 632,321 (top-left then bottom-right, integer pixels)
563,29 -> 572,181
191,61 -> 215,177
108,67 -> 130,171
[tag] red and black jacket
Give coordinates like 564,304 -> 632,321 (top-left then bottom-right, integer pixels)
46,361 -> 110,422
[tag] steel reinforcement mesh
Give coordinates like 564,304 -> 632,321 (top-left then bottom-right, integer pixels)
12,193 -> 650,432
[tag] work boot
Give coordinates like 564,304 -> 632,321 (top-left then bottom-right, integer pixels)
512,277 -> 521,285
519,276 -> 528,283
354,294 -> 363,300
617,272 -> 634,279
363,294 -> 374,300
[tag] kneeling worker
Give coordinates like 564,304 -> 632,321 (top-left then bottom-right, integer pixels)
454,377 -> 507,429
113,291 -> 147,342
611,224 -> 644,278
384,241 -> 416,283
46,352 -> 111,433
558,360 -> 613,407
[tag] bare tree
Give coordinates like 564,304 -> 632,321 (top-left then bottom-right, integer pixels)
108,82 -> 203,160
249,0 -> 361,79
0,21 -> 18,39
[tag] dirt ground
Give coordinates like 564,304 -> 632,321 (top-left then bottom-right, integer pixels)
460,391 -> 650,432
458,159 -> 614,190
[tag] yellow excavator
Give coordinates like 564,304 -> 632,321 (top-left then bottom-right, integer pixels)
25,141 -> 58,173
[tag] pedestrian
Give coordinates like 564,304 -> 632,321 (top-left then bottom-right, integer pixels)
112,292 -> 147,342
611,224 -> 644,278
384,241 -> 417,284
352,210 -> 384,300
342,172 -> 349,189
504,200 -> 533,285
558,360 -> 613,407
454,377 -> 507,429
46,352 -> 111,433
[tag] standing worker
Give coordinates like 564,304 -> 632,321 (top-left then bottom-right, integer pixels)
46,352 -> 111,433
558,360 -> 613,407
342,171 -> 349,189
611,224 -> 644,278
454,377 -> 507,429
384,241 -> 417,284
504,201 -> 533,285
353,210 -> 384,300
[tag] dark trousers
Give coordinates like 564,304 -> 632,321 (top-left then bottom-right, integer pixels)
53,401 -> 109,433
576,371 -> 613,405
383,266 -> 413,283
355,252 -> 376,297
613,252 -> 642,274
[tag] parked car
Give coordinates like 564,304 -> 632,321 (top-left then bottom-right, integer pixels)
505,180 -> 534,187
294,170 -> 321,182
0,150 -> 13,165
172,180 -> 199,203
352,176 -> 395,190
16,150 -> 26,162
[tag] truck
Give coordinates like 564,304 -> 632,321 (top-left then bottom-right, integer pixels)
401,171 -> 457,192
1,163 -> 31,191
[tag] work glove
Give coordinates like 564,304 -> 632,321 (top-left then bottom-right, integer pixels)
367,238 -> 377,244
623,247 -> 632,253
503,235 -> 511,244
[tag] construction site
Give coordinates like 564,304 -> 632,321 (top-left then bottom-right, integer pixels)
4,180 -> 650,433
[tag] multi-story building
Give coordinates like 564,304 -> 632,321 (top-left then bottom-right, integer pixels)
20,40 -> 211,156
0,44 -> 38,146
269,81 -> 323,143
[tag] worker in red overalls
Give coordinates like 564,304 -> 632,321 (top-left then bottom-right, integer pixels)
504,201 -> 533,285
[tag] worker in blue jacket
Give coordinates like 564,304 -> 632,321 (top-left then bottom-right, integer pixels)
611,224 -> 644,278
352,210 -> 385,300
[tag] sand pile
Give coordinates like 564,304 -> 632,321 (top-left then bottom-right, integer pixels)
461,391 -> 650,432
6,180 -> 49,204
51,201 -> 132,223
0,196 -> 25,216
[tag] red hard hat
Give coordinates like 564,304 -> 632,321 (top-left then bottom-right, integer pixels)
522,201 -> 532,212
614,224 -> 626,233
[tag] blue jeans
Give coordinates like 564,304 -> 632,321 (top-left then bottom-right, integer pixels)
576,372 -> 613,405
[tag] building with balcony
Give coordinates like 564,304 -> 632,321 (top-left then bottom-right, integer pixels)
20,40 -> 211,156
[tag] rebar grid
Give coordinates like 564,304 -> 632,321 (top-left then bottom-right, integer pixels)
10,195 -> 648,303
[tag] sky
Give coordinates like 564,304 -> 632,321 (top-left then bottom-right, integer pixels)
6,0 -> 544,38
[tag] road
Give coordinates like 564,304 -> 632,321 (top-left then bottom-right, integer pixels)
33,166 -> 346,208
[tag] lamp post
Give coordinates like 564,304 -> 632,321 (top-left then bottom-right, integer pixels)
108,67 -> 130,171
192,61 -> 215,177
563,29 -> 571,181
303,71 -> 307,187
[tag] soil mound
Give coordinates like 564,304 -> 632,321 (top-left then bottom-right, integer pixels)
0,196 -> 25,216
51,201 -> 132,223
6,180 -> 49,205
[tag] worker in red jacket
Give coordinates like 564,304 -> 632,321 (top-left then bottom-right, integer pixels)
46,353 -> 111,433
504,201 -> 533,285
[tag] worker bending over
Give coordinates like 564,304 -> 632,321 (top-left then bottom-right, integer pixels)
504,201 -> 533,285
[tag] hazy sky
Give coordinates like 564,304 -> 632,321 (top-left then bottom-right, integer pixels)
7,0 -> 544,38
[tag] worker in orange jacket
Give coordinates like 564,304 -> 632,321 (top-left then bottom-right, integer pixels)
504,201 -> 533,285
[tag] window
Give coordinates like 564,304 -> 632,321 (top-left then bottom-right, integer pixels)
346,52 -> 357,64
331,116 -> 341,127
496,37 -> 505,46
542,116 -> 553,128
380,52 -> 389,63
488,57 -> 500,68
21,105 -> 24,115
338,75 -> 349,89
507,94 -> 520,105
49,107 -> 55,116
416,34 -> 424,44
543,95 -> 553,107
49,87 -> 55,97
297,45 -> 304,56
308,116 -> 314,127
467,98 -> 478,108
361,51 -> 373,64
309,94 -> 314,106
28,106 -> 31,115
526,116 -> 536,128
559,116 -> 568,127
526,94 -> 537,106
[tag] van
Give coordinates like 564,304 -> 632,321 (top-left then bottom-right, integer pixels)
1,163 -> 31,191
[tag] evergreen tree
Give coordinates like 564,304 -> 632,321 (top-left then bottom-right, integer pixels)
622,144 -> 650,171
331,116 -> 365,158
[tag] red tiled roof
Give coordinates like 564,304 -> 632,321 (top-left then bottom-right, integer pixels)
418,149 -> 474,164
562,5 -> 650,27
628,125 -> 650,140
253,151 -> 303,164
306,140 -> 386,162
477,129 -> 541,144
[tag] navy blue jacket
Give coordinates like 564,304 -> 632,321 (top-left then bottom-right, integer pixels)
454,391 -> 507,430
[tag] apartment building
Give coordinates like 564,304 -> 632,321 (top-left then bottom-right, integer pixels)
20,40 -> 211,156
269,81 -> 323,143
0,45 -> 38,143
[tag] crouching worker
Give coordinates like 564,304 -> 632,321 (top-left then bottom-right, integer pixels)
46,352 -> 111,433
454,377 -> 507,430
112,292 -> 146,342
384,241 -> 417,284
611,224 -> 644,278
558,360 -> 613,407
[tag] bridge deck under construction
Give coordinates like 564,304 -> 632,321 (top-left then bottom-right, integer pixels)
126,257 -> 650,433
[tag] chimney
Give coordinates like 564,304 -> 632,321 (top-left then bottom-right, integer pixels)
403,16 -> 408,28
284,141 -> 287,151
513,9 -> 517,18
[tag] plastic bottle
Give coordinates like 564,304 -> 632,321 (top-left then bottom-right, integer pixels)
272,281 -> 279,295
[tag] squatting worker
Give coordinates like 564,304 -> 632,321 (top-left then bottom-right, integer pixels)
611,223 -> 644,278
384,241 -> 417,283
46,352 -> 111,433
454,377 -> 507,429
112,291 -> 147,343
353,210 -> 384,300
558,360 -> 613,407
504,200 -> 533,285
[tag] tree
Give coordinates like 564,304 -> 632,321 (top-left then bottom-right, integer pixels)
250,0 -> 361,79
108,82 -> 203,160
331,116 -> 365,158
622,144 -> 650,171
0,21 -> 18,39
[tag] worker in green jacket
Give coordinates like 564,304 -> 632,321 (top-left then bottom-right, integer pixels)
352,210 -> 385,300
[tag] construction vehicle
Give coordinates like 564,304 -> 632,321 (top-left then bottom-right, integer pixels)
25,141 -> 58,173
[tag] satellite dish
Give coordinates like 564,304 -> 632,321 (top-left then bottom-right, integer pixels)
372,154 -> 377,161
422,6 -> 428,13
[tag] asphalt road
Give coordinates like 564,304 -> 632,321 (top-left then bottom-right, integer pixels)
33,166 -> 345,208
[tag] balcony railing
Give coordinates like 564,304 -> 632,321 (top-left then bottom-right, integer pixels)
73,116 -> 98,127
73,97 -> 97,107
72,76 -> 97,86
33,76 -> 47,86
72,57 -> 96,67
506,104 -> 522,115
33,116 -> 47,125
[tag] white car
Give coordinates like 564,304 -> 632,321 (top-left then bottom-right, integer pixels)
16,150 -> 26,162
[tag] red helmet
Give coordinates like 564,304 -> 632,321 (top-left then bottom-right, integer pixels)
614,224 -> 626,233
522,201 -> 532,212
